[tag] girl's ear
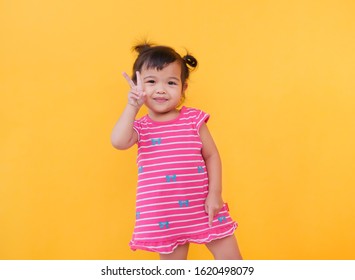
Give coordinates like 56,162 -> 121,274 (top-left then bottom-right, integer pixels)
183,82 -> 188,92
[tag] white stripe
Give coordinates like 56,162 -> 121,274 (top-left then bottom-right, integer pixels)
139,128 -> 195,137
134,209 -> 207,222
134,214 -> 208,229
138,147 -> 201,157
139,134 -> 199,143
138,154 -> 202,164
180,115 -> 201,121
133,221 -> 234,237
136,184 -> 209,197
136,198 -> 205,210
137,160 -> 205,169
196,112 -> 209,130
137,178 -> 208,190
139,122 -> 194,131
137,208 -> 228,223
138,141 -> 201,150
134,220 -> 211,235
138,172 -> 206,183
137,166 -> 206,177
136,114 -> 199,128
136,191 -> 208,203
138,204 -> 203,215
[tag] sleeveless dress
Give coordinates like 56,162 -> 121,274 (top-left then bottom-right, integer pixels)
129,106 -> 237,254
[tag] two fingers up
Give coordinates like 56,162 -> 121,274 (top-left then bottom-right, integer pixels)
123,71 -> 146,108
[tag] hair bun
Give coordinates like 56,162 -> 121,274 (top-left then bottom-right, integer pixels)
132,43 -> 152,54
183,54 -> 198,68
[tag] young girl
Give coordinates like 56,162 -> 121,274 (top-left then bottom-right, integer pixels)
111,43 -> 242,260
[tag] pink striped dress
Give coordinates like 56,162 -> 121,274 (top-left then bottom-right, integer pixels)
130,106 -> 237,254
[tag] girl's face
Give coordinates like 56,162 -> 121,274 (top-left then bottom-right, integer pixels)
140,61 -> 187,120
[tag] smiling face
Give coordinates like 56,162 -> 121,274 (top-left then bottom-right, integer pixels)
140,61 -> 187,121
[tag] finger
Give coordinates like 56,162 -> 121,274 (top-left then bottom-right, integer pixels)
130,93 -> 140,100
122,72 -> 136,88
130,91 -> 142,100
208,209 -> 214,227
136,71 -> 143,91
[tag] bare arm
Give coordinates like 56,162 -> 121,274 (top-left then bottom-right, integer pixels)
111,71 -> 146,150
199,122 -> 224,226
111,104 -> 139,150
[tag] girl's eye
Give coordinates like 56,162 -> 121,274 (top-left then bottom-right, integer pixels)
146,80 -> 155,84
168,81 -> 178,85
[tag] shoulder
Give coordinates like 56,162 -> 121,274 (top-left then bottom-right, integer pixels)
182,106 -> 209,118
133,115 -> 151,139
182,106 -> 202,114
134,115 -> 150,127
181,106 -> 210,131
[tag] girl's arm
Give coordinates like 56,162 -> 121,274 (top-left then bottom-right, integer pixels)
111,71 -> 146,150
199,122 -> 224,227
111,104 -> 139,150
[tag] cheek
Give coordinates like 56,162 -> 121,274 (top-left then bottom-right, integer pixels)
143,87 -> 154,95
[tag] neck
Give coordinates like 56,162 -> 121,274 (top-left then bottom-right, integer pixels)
149,108 -> 180,122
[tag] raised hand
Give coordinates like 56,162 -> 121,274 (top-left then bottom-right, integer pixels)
122,71 -> 146,109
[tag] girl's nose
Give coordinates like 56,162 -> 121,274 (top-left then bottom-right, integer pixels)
156,88 -> 166,94
155,82 -> 166,94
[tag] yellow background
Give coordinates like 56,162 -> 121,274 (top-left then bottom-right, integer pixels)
1,0 -> 354,260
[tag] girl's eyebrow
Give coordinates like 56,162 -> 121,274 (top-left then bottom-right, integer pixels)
143,75 -> 180,81
143,75 -> 156,80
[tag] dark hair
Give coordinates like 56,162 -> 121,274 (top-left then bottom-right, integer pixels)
131,43 -> 198,87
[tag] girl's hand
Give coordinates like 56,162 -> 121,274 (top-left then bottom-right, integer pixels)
122,71 -> 146,109
205,192 -> 224,227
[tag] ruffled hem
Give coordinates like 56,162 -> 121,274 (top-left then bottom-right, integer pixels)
129,222 -> 238,254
